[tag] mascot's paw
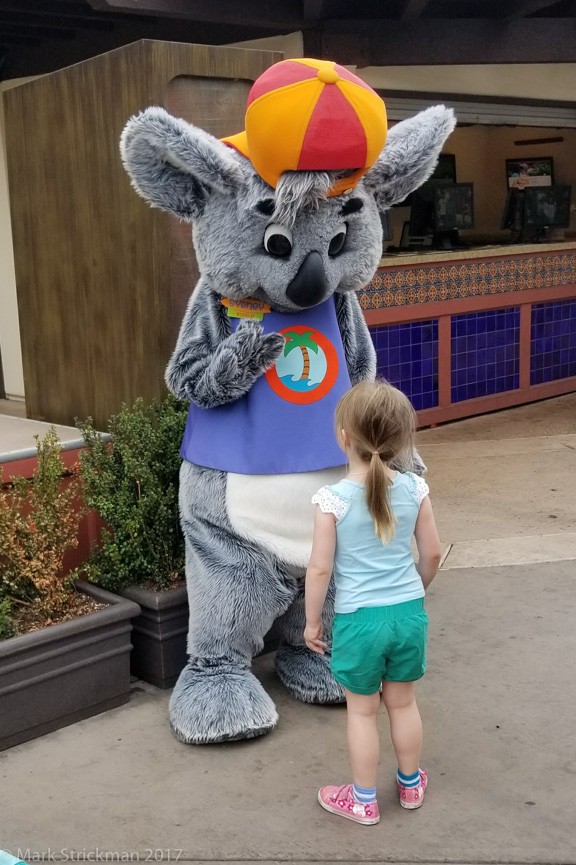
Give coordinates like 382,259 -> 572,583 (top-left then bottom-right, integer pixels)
236,319 -> 285,370
411,448 -> 427,477
169,662 -> 278,744
275,645 -> 345,704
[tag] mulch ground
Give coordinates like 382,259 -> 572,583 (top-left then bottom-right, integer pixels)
8,592 -> 106,637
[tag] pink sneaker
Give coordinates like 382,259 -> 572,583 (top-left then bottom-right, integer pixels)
398,769 -> 428,809
318,783 -> 380,825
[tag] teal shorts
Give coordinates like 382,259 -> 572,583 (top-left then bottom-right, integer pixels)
330,598 -> 428,695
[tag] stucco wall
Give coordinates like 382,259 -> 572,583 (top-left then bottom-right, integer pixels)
360,64 -> 576,102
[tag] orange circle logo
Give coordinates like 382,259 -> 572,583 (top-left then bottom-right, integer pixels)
265,325 -> 339,404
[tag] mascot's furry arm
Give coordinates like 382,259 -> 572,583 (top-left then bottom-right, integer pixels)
335,292 -> 376,385
165,282 -> 285,408
167,285 -> 375,407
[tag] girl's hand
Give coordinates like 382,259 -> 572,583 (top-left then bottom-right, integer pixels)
304,623 -> 327,654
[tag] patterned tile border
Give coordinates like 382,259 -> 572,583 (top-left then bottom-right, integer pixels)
359,251 -> 576,310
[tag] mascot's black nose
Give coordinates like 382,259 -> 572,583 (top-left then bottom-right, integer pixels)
286,251 -> 327,308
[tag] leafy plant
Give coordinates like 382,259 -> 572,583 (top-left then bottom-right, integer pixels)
0,598 -> 14,640
0,428 -> 85,636
76,395 -> 187,592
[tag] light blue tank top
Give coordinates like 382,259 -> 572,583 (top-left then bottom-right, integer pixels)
314,473 -> 427,614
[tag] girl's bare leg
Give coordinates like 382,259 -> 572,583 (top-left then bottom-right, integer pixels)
381,680 -> 422,776
345,689 -> 381,788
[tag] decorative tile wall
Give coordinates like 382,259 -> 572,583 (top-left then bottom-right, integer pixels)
531,299 -> 576,384
370,321 -> 438,411
359,251 -> 576,310
451,308 -> 520,402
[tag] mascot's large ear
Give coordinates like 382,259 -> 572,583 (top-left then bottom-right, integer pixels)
120,106 -> 245,221
364,106 -> 456,209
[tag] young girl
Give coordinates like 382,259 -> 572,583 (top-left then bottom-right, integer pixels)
304,381 -> 442,826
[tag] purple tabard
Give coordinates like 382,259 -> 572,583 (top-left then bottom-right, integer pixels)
180,297 -> 351,474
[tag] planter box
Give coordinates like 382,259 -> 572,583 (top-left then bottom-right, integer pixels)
119,584 -> 283,690
119,585 -> 189,690
0,582 -> 140,752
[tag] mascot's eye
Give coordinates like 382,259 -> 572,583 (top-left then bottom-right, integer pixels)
328,224 -> 348,257
341,197 -> 364,216
264,224 -> 292,258
256,199 -> 275,216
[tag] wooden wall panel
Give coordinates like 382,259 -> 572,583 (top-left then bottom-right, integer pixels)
4,41 -> 281,428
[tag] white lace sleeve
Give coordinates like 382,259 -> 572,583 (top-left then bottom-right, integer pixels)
408,473 -> 429,506
311,487 -> 349,521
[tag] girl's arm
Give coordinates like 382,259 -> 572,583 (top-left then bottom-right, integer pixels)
304,508 -> 337,654
414,496 -> 442,589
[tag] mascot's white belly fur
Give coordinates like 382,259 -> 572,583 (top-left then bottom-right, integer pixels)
226,467 -> 346,567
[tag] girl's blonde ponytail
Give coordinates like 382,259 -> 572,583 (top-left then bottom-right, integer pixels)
365,451 -> 397,542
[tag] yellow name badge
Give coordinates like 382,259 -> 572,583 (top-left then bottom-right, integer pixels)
221,297 -> 271,321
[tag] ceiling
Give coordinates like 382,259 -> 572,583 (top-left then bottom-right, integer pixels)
3,0 -> 576,80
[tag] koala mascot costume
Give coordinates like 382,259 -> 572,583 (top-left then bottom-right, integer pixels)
121,58 -> 455,744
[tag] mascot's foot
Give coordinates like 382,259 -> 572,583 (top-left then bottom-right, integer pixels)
275,644 -> 345,704
169,662 -> 278,744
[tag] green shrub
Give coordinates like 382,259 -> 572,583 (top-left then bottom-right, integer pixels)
76,395 -> 188,592
0,428 -> 84,638
0,598 -> 15,640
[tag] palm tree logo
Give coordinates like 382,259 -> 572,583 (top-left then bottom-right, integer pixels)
266,325 -> 337,403
283,331 -> 319,382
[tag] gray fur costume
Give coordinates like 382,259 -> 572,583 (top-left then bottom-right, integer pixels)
120,101 -> 455,744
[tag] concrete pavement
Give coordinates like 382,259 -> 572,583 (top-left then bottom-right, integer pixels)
1,394 -> 575,864
2,561 -> 575,864
417,392 -> 576,562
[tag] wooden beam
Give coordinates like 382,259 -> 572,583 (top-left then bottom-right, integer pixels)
502,0 -> 563,21
400,0 -> 431,21
0,20 -> 283,78
303,26 -> 322,57
322,18 -> 576,65
0,23 -> 77,39
0,9 -> 115,31
303,0 -> 324,20
0,0 -> 138,24
0,31 -> 42,45
88,0 -> 306,29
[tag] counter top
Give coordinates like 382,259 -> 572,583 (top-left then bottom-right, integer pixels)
378,242 -> 576,268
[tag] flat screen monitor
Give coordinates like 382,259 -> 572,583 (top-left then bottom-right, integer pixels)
408,188 -> 435,237
500,188 -> 524,231
433,183 -> 474,231
506,157 -> 554,190
379,210 -> 393,242
523,185 -> 571,228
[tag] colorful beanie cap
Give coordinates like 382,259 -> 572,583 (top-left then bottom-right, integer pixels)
222,58 -> 387,197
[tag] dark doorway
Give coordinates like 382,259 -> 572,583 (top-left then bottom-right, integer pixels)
0,344 -> 6,400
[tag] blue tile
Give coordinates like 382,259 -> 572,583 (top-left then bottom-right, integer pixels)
370,320 -> 439,410
531,300 -> 576,384
451,307 -> 519,401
